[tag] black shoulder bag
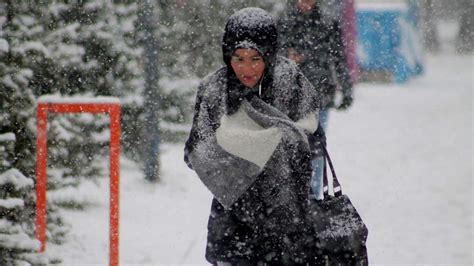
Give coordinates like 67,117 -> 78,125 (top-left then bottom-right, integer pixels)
308,144 -> 369,265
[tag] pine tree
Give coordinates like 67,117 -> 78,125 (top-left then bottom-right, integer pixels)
0,2 -> 78,254
2,0 -> 145,185
0,133 -> 48,264
32,1 -> 143,180
1,0 -> 142,191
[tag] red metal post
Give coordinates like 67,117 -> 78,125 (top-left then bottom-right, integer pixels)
35,103 -> 48,252
35,101 -> 121,266
109,105 -> 121,266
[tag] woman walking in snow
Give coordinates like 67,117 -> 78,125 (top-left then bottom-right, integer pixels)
184,7 -> 324,265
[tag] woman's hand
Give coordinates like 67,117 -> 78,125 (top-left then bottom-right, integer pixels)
337,94 -> 353,110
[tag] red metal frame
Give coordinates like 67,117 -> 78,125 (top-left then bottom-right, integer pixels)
36,102 -> 121,266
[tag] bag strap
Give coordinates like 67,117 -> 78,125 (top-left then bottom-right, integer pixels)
321,142 -> 343,198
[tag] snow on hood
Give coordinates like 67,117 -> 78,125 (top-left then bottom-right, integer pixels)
222,7 -> 278,69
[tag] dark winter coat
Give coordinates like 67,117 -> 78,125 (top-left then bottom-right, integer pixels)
278,3 -> 353,108
184,8 -> 323,264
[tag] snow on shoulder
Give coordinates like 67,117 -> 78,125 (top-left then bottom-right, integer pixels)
38,94 -> 120,104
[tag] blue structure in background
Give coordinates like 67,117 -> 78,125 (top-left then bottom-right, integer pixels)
356,3 -> 423,83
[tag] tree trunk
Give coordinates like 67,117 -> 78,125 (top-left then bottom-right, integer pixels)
138,0 -> 161,181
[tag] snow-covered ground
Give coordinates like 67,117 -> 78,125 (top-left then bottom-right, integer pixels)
47,32 -> 472,266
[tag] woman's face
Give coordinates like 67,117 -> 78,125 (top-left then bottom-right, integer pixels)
230,48 -> 265,88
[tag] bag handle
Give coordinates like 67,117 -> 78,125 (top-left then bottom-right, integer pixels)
321,142 -> 343,198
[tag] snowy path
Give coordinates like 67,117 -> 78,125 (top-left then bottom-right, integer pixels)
48,53 -> 472,265
328,53 -> 472,265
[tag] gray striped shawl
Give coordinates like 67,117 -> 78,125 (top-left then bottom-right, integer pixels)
185,57 -> 320,209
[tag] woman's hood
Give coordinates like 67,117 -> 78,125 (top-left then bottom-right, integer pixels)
222,7 -> 278,70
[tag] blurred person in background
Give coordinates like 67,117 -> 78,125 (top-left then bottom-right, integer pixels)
279,0 -> 354,200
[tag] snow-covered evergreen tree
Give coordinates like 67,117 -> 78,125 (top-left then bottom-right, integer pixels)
32,2 -> 143,180
0,133 -> 48,265
0,3 -> 38,178
0,4 -> 89,257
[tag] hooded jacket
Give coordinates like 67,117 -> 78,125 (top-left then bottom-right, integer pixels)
184,7 -> 323,264
222,7 -> 279,115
